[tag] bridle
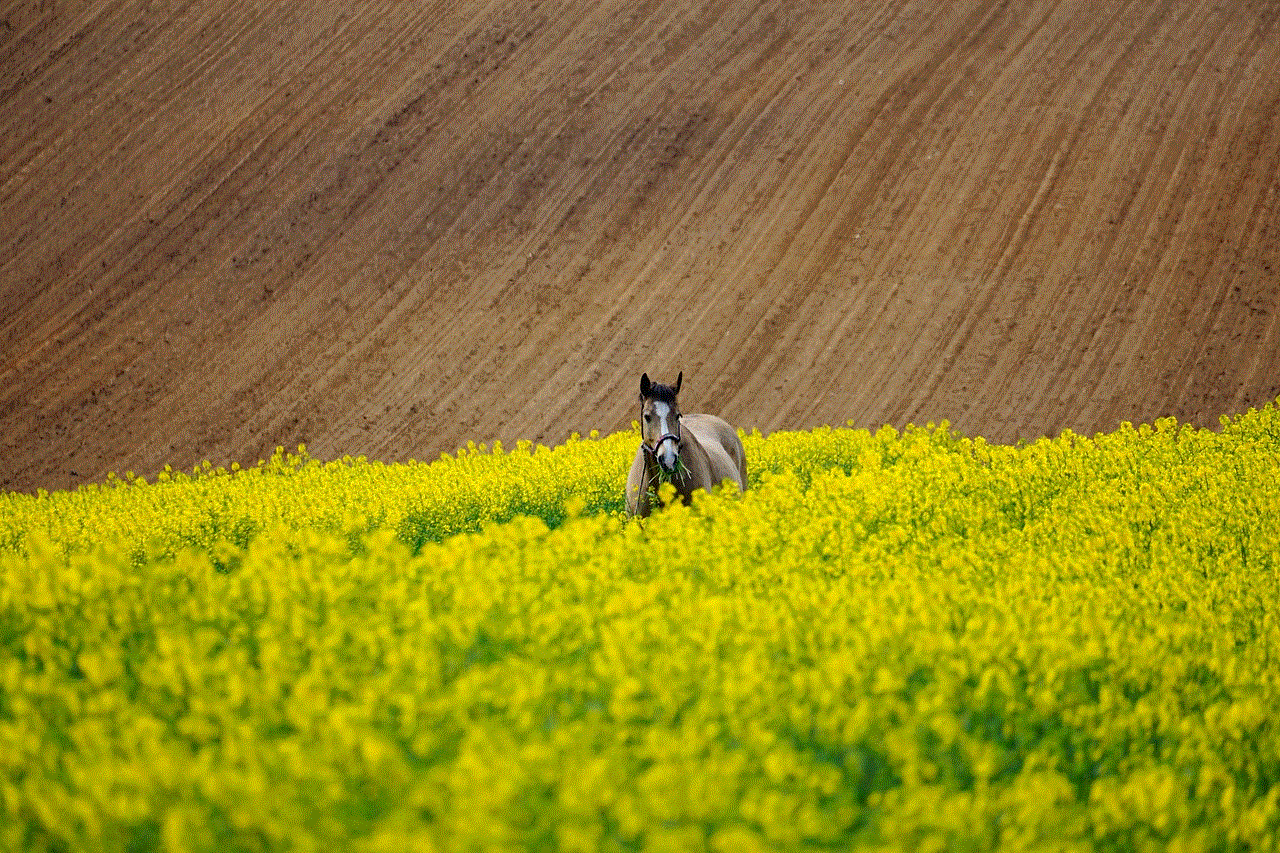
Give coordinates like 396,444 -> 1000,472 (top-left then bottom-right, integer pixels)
647,430 -> 681,459
641,405 -> 682,464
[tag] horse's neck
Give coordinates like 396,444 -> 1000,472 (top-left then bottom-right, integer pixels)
681,433 -> 711,477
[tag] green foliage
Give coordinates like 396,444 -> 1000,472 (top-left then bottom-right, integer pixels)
2,405 -> 1279,851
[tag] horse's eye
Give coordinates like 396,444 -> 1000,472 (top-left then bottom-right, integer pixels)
643,414 -> 651,422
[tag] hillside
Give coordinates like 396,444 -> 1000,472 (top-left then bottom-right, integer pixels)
3,0 -> 1278,492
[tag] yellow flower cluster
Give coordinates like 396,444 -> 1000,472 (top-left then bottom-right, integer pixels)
0,432 -> 632,561
1,405 -> 1278,852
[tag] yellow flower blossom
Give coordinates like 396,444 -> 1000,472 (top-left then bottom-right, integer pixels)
1,403 -> 1279,850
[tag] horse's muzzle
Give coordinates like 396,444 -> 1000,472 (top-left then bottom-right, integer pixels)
649,433 -> 680,472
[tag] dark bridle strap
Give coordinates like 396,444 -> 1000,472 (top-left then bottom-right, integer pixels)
644,432 -> 681,458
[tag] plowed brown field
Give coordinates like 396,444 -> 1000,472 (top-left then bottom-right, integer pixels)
3,1 -> 1279,493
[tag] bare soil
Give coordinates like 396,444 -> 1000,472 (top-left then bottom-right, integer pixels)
3,1 -> 1279,493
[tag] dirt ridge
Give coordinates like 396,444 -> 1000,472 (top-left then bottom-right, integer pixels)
3,1 -> 1279,493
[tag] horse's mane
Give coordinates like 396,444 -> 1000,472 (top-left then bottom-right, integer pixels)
644,382 -> 679,404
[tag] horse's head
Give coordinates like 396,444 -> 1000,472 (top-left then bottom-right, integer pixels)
639,371 -> 683,473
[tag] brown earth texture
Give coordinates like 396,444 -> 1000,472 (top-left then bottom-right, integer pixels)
3,1 -> 1279,494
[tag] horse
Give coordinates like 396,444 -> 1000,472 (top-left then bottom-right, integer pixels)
625,372 -> 747,517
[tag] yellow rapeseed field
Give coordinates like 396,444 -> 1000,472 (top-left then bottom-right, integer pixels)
2,407 -> 1278,852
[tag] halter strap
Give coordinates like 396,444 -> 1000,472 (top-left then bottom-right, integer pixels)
647,432 -> 680,457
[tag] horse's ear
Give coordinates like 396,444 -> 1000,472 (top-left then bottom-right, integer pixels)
640,373 -> 651,398
674,371 -> 682,395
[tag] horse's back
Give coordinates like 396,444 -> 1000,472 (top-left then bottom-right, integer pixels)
683,413 -> 747,491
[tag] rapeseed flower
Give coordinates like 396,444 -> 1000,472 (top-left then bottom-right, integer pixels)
1,405 -> 1278,850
